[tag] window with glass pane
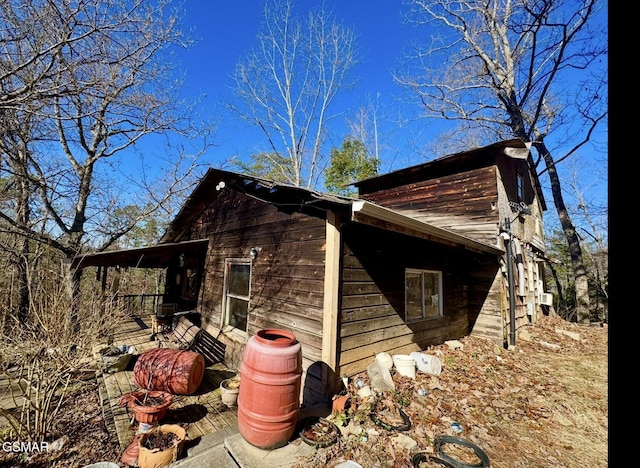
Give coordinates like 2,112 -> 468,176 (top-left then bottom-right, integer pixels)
423,272 -> 440,318
405,271 -> 423,321
405,269 -> 442,322
228,264 -> 250,296
223,261 -> 251,332
517,170 -> 524,201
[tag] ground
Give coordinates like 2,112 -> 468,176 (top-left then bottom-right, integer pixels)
293,316 -> 608,468
0,315 -> 607,467
0,378 -> 121,467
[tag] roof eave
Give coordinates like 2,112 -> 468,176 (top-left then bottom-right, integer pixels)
350,200 -> 503,255
69,238 -> 210,270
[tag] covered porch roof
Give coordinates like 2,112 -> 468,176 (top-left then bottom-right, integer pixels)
70,238 -> 209,270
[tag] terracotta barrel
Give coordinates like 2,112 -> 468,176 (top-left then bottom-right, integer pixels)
133,348 -> 205,395
237,329 -> 302,449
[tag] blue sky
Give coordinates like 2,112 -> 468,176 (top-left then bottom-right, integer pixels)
181,1 -> 409,102
166,0 -> 607,234
177,0 -> 427,171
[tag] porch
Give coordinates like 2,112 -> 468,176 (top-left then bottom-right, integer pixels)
97,310 -> 240,452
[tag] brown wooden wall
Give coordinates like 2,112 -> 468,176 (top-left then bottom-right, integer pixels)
182,189 -> 327,370
356,156 -> 546,347
495,155 -> 546,252
337,223 -> 498,377
359,166 -> 501,246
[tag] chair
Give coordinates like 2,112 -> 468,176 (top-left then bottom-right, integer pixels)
151,303 -> 177,335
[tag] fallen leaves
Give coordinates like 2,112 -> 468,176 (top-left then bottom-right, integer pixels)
294,316 -> 608,468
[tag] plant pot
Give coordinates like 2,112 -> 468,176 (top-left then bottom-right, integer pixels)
119,390 -> 174,425
100,345 -> 135,373
120,434 -> 140,467
370,406 -> 411,431
220,377 -> 240,407
298,417 -> 340,448
137,424 -> 186,468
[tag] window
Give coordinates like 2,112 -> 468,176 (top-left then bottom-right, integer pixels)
222,259 -> 251,332
405,269 -> 443,322
516,170 -> 524,202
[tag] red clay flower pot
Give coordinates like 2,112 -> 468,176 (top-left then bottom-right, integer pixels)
137,424 -> 186,468
119,390 -> 174,425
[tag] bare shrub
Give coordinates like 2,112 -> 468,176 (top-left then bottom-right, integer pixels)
0,265 -> 129,443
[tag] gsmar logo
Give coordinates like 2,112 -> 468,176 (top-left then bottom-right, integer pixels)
2,441 -> 49,453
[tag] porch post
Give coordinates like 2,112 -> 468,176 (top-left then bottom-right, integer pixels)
322,211 -> 341,375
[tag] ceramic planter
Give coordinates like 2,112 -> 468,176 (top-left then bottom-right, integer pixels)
220,377 -> 240,407
99,345 -> 135,373
298,417 -> 340,448
137,424 -> 186,468
119,390 -> 174,425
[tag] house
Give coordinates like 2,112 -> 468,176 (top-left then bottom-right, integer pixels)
352,138 -> 548,345
71,138 -> 548,405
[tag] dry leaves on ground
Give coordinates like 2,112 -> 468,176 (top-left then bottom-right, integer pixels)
294,316 -> 608,468
0,315 -> 607,468
0,380 -> 121,467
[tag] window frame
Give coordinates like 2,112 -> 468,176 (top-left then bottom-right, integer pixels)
516,169 -> 525,202
221,258 -> 252,333
404,268 -> 443,322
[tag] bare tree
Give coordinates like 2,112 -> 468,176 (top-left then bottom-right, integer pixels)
0,0 -> 213,323
567,164 -> 608,321
228,0 -> 358,188
345,93 -> 386,165
396,0 -> 607,323
0,102 -> 41,324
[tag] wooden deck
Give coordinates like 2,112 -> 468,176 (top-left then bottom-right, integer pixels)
97,313 -> 240,450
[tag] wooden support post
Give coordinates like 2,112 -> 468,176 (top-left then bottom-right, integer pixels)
322,211 -> 341,379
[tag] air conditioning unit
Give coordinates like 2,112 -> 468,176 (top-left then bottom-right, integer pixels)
539,293 -> 554,306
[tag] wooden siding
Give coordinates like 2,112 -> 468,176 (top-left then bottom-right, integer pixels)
337,223 -> 499,377
469,269 -> 506,343
358,152 -> 547,347
181,189 -> 327,370
495,159 -> 546,340
495,155 -> 544,249
359,166 -> 500,246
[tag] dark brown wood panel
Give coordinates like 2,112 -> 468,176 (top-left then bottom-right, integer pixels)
184,190 -> 327,366
336,222 -> 496,376
360,167 -> 500,245
341,304 -> 397,323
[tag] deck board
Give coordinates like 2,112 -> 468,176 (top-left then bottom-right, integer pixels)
1,313 -> 240,450
100,314 -> 240,450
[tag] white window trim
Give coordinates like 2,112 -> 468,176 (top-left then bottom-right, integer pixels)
221,258 -> 252,334
405,268 -> 443,322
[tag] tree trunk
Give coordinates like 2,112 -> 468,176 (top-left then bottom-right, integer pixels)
16,155 -> 31,324
16,238 -> 29,324
534,140 -> 590,323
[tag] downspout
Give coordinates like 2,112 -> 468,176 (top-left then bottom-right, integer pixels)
502,218 -> 516,348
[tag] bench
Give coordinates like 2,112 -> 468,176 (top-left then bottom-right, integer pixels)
153,315 -> 226,366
